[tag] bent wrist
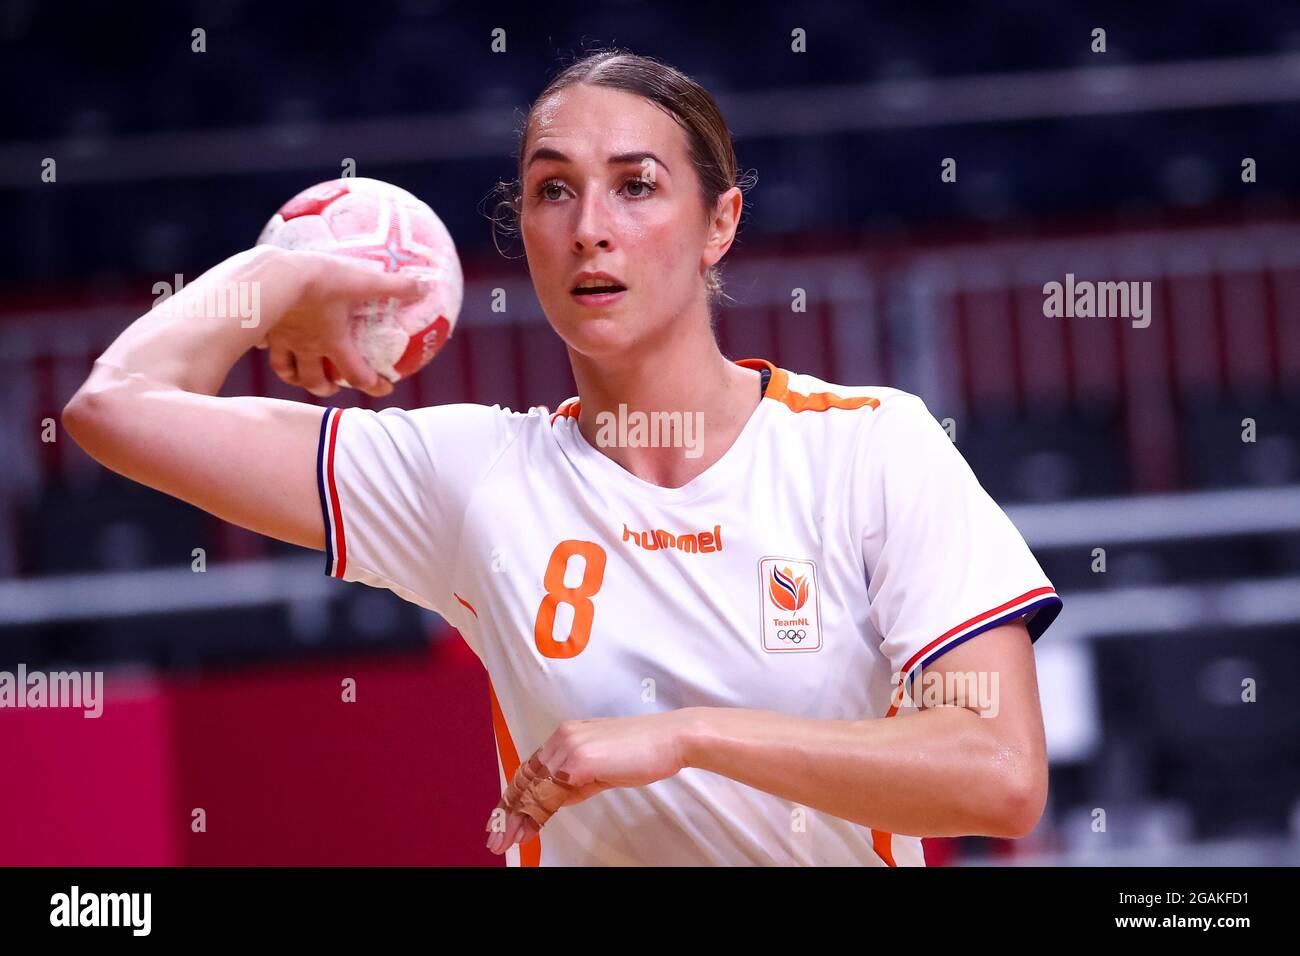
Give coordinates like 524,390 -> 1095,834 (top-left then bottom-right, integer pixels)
675,706 -> 720,771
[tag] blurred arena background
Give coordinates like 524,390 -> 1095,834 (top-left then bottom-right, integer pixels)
1,0 -> 1298,865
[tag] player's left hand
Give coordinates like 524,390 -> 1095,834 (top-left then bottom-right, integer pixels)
484,710 -> 696,855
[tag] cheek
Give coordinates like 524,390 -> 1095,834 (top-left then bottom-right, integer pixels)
521,216 -> 565,282
622,211 -> 696,278
519,213 -> 546,258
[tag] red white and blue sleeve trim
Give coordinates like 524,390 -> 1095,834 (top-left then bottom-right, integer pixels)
890,586 -> 1062,708
317,407 -> 348,579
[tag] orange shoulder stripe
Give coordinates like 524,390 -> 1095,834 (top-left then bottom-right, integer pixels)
736,357 -> 880,413
547,359 -> 879,424
550,398 -> 581,424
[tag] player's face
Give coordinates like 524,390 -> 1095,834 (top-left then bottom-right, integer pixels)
519,84 -> 716,359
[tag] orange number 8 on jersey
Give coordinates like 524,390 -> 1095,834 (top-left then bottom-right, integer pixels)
534,540 -> 608,659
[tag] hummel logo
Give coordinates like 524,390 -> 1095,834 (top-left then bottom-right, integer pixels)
622,522 -> 723,554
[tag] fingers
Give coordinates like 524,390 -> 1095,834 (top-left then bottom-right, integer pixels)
272,340 -> 392,398
486,752 -> 579,853
294,354 -> 339,398
330,334 -> 382,395
515,777 -> 567,827
486,810 -> 534,855
365,377 -> 395,398
507,813 -> 539,849
490,810 -> 541,854
500,755 -> 550,825
269,345 -> 298,386
334,261 -> 429,303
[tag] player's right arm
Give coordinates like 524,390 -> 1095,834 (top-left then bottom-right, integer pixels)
60,245 -> 425,551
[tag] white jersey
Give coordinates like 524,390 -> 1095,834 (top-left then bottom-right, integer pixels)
315,357 -> 1062,866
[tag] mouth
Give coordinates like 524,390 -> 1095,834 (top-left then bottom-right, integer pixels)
570,275 -> 628,307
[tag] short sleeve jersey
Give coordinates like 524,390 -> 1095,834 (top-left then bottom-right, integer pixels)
316,357 -> 1062,866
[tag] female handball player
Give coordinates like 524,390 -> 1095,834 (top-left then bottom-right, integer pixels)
63,50 -> 1062,866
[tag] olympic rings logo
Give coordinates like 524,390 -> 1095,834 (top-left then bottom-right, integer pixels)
777,628 -> 807,643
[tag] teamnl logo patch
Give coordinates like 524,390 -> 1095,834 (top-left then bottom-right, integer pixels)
758,557 -> 822,652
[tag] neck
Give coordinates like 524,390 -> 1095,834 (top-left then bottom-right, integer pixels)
567,318 -> 763,489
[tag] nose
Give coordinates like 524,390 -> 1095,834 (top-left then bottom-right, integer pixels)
572,189 -> 613,252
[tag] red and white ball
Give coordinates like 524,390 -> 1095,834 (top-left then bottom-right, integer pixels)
257,177 -> 463,385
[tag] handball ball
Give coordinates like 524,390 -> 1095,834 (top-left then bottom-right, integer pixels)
256,177 -> 463,385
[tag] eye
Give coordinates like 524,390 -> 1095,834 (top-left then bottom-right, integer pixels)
536,178 -> 567,202
621,177 -> 657,199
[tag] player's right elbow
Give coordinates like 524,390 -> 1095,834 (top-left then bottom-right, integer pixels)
61,389 -> 102,450
61,369 -> 131,454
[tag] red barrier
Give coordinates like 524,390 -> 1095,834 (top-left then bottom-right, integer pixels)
0,640 -> 504,866
0,675 -> 178,865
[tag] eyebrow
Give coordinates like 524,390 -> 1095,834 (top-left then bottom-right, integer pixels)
525,148 -> 670,175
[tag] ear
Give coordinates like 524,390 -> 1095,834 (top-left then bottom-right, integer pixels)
701,186 -> 743,273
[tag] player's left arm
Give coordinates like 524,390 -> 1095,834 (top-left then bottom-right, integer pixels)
677,615 -> 1048,839
485,617 -> 1046,854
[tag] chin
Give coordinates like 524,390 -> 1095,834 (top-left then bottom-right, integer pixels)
551,311 -> 650,363
564,323 -> 641,359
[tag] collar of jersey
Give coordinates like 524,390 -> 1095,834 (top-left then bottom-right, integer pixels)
549,357 -> 784,505
736,357 -> 789,401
